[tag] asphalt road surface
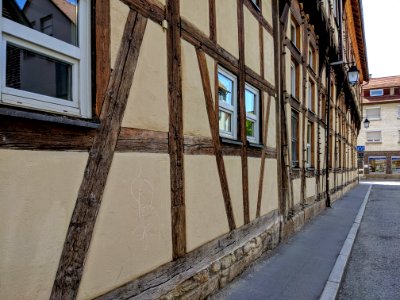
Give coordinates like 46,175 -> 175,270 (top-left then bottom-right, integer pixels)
338,183 -> 400,300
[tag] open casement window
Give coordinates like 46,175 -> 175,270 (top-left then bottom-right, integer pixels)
306,121 -> 314,168
308,45 -> 316,70
218,67 -> 238,140
290,17 -> 300,49
0,0 -> 91,118
290,60 -> 299,99
307,80 -> 315,112
291,110 -> 299,168
365,107 -> 381,120
245,83 -> 260,144
366,131 -> 382,143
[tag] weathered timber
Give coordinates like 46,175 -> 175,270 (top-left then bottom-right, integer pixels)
95,210 -> 279,300
115,127 -> 168,153
259,1 -> 265,80
181,19 -> 276,96
209,0 -> 216,42
167,0 -> 186,259
256,94 -> 272,217
243,0 -> 273,35
121,0 -> 165,24
50,11 -> 148,300
196,49 -> 236,231
94,0 -> 111,116
238,0 -> 250,224
0,116 -> 95,150
272,0 -> 283,218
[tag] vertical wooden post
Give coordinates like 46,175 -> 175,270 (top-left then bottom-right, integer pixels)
166,0 -> 186,259
237,0 -> 250,224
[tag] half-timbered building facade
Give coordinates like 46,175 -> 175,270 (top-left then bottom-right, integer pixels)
0,0 -> 368,299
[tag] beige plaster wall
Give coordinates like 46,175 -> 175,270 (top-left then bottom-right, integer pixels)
292,178 -> 301,205
185,155 -> 230,252
248,157 -> 279,221
122,21 -> 169,132
0,150 -> 87,300
181,0 -> 209,36
182,40 -> 215,137
77,153 -> 172,300
306,177 -> 316,198
262,0 -> 273,26
110,1 -> 129,68
358,103 -> 400,151
264,30 -> 275,85
248,157 -> 261,221
216,0 -> 239,58
244,7 -> 260,75
260,159 -> 279,216
224,156 -> 244,227
265,95 -> 276,147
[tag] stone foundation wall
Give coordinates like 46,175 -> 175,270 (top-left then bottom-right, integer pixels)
161,221 -> 280,300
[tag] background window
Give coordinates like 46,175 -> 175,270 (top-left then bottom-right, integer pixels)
291,110 -> 299,167
308,80 -> 315,112
366,131 -> 382,143
368,157 -> 386,174
245,83 -> 260,144
369,89 -> 383,97
392,157 -> 400,174
306,121 -> 314,168
365,107 -> 381,120
218,67 -> 237,139
291,60 -> 299,99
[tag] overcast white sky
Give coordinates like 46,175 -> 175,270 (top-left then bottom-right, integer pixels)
362,0 -> 400,78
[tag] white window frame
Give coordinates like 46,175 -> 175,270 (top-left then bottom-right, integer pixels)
245,83 -> 260,144
366,130 -> 382,143
0,0 -> 91,118
306,122 -> 312,168
365,107 -> 381,120
290,62 -> 297,98
369,89 -> 383,97
218,66 -> 238,140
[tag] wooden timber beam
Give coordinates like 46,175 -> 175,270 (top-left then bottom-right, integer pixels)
196,49 -> 236,231
166,0 -> 186,259
50,11 -> 148,299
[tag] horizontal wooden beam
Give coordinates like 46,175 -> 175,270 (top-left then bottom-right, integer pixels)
116,128 -> 168,153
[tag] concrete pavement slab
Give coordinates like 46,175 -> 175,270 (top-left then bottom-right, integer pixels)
211,185 -> 371,300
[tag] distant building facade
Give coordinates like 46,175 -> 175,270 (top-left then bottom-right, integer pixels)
358,76 -> 400,178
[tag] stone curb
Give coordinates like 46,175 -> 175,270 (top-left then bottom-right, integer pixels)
319,184 -> 372,300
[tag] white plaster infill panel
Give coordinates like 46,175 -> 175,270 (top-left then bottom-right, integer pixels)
0,150 -> 88,300
77,153 -> 172,300
122,20 -> 168,132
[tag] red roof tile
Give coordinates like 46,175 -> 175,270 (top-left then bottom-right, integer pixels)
364,75 -> 400,89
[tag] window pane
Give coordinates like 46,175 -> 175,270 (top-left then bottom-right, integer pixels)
246,119 -> 254,137
6,43 -> 72,101
218,73 -> 233,105
392,157 -> 400,174
366,108 -> 380,119
2,0 -> 78,46
368,157 -> 386,174
245,89 -> 255,114
219,111 -> 232,133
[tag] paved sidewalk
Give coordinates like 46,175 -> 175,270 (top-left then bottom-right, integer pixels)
212,184 -> 370,300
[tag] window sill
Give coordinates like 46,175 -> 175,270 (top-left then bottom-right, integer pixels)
248,142 -> 264,149
366,141 -> 382,144
220,137 -> 243,146
0,106 -> 100,129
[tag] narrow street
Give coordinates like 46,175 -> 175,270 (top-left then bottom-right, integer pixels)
338,182 -> 400,299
